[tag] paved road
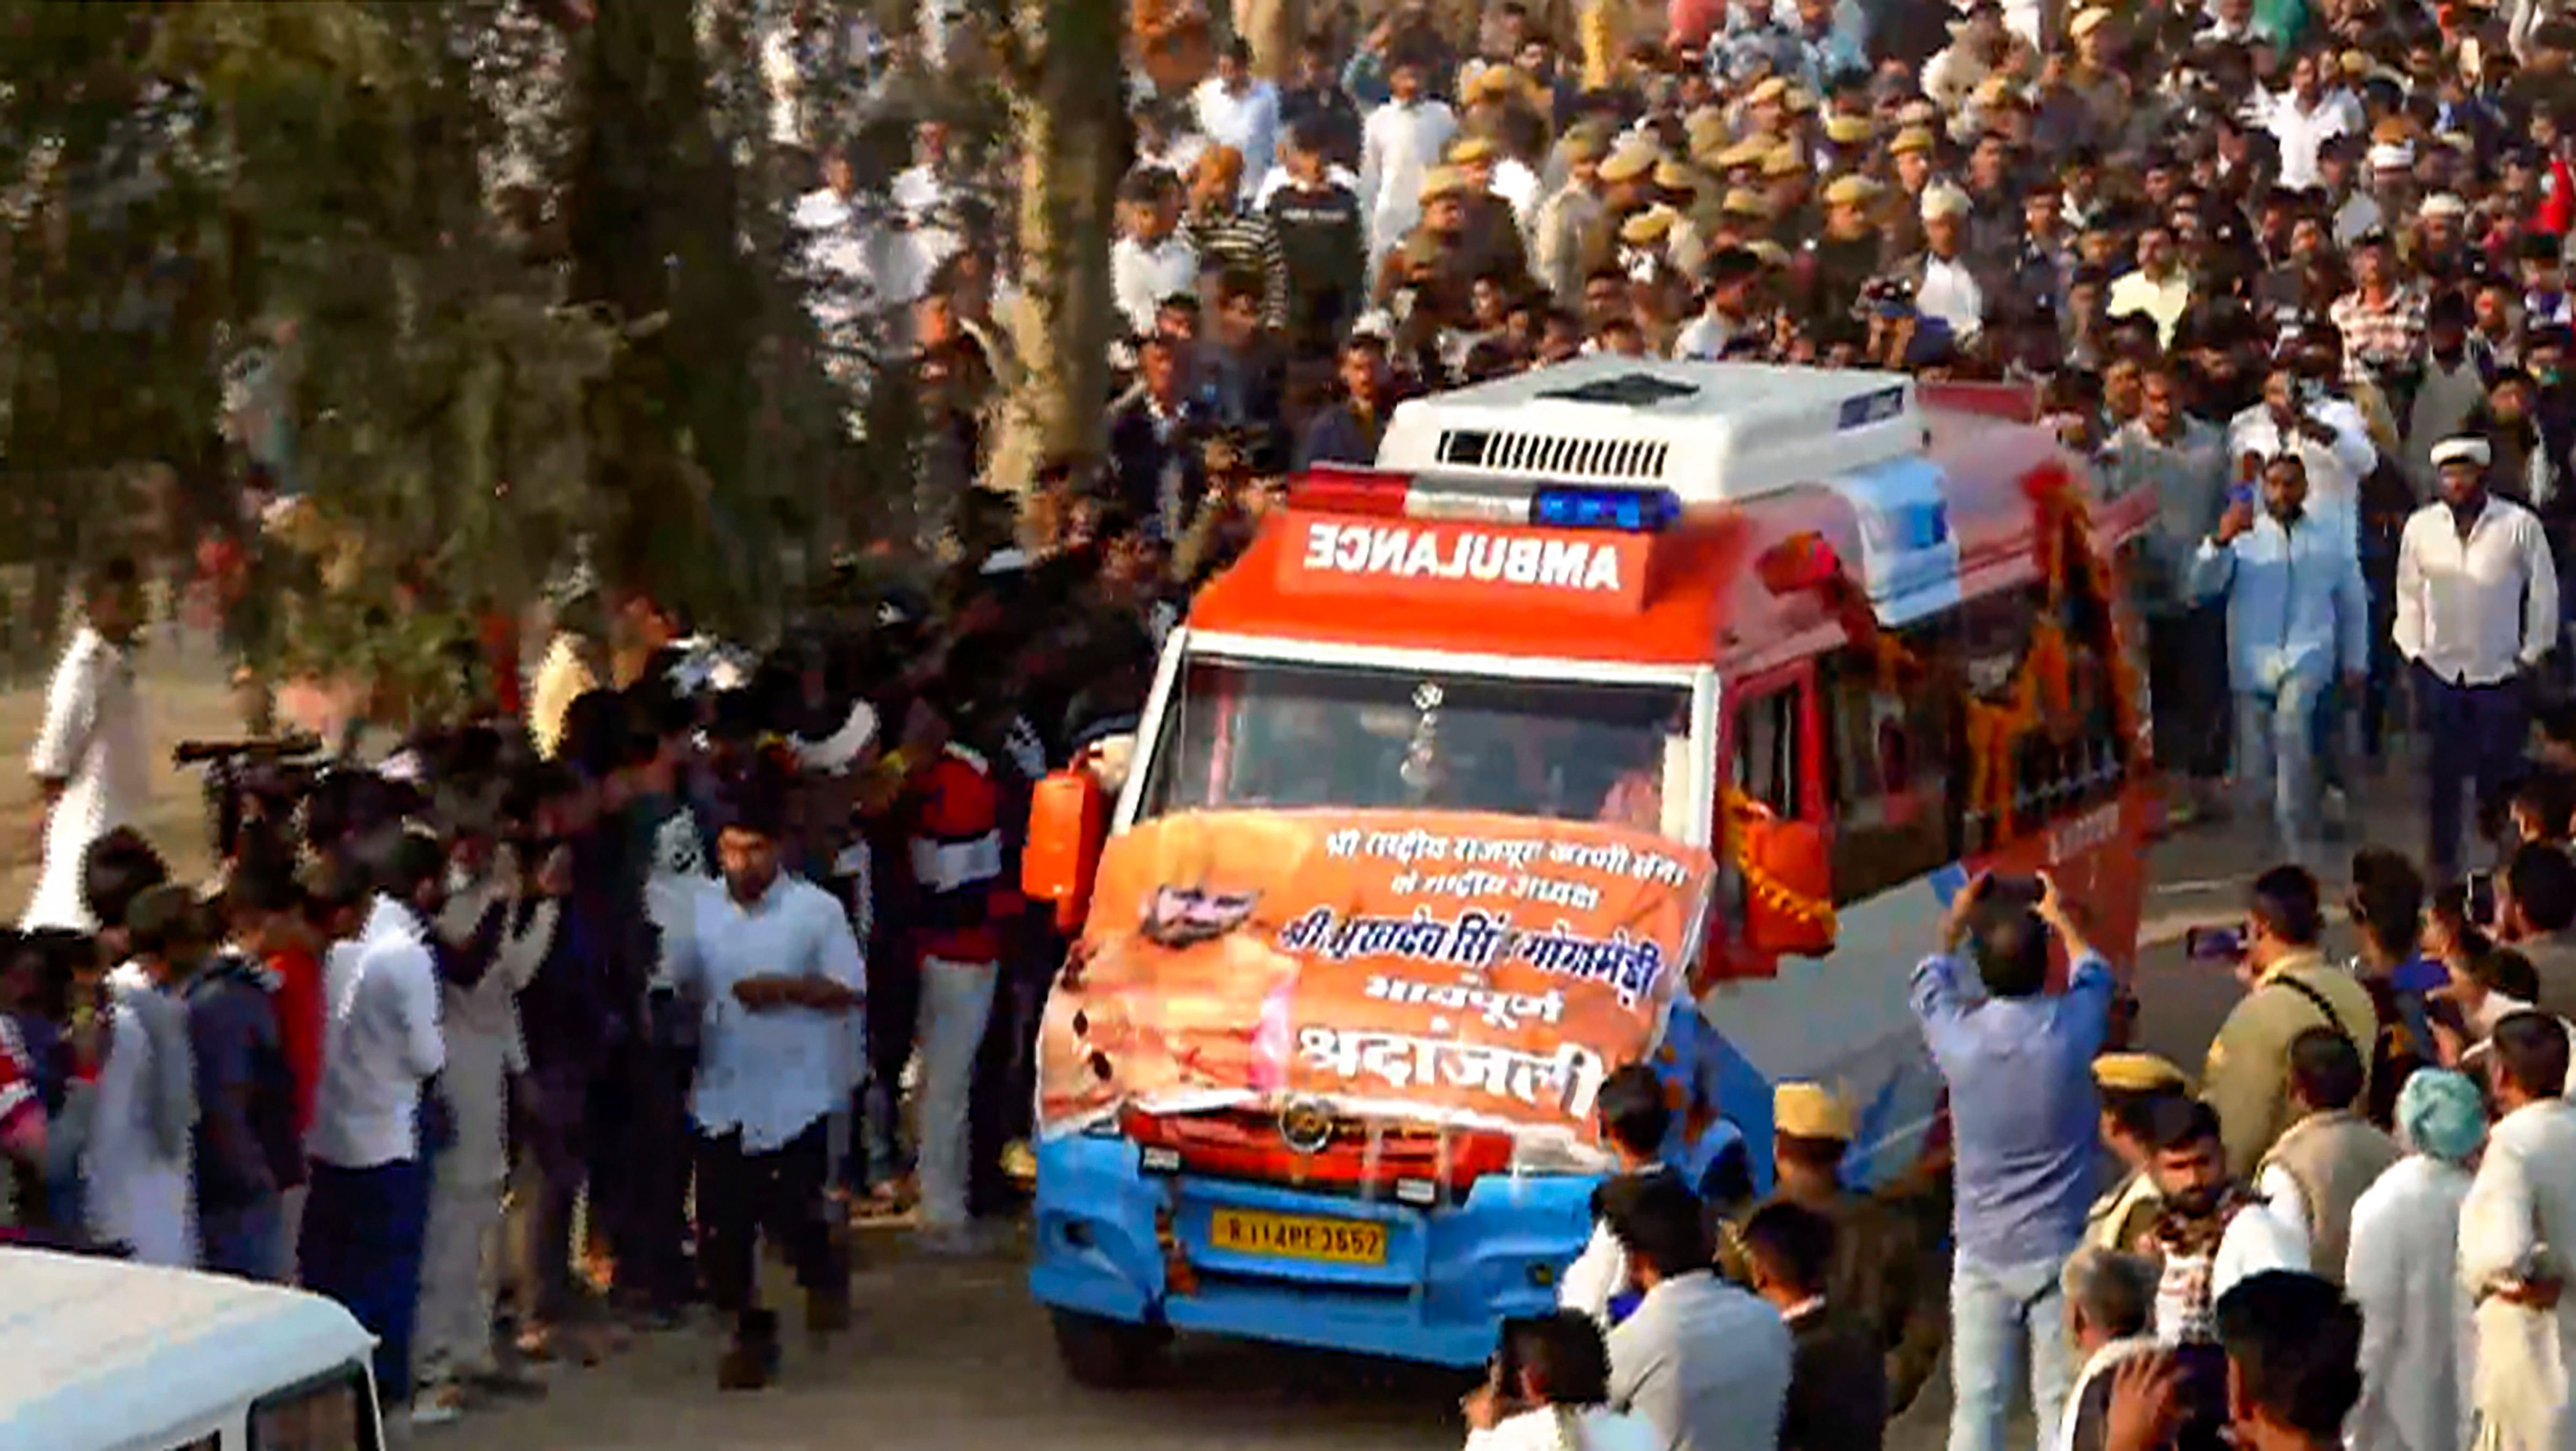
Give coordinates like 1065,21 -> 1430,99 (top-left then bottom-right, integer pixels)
469,772 -> 2437,1451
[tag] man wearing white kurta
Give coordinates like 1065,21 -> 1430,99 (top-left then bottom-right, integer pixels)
1356,56 -> 1457,282
412,847 -> 559,1423
2460,1011 -> 2576,1451
24,560 -> 147,931
2347,1068 -> 2484,1451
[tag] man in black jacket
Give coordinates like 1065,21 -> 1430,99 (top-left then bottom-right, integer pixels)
1107,333 -> 1210,539
1266,118 -> 1366,354
1741,1201 -> 1887,1451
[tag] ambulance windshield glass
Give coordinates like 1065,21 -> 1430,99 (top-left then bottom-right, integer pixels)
1137,655 -> 1692,832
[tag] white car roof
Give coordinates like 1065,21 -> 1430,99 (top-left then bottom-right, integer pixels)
0,1249 -> 376,1451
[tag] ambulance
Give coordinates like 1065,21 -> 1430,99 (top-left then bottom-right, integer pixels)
1021,357 -> 2157,1384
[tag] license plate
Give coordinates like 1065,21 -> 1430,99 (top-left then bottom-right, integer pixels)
1208,1209 -> 1388,1265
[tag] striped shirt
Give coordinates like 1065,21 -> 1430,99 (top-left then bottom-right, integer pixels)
2329,286 -> 2427,380
1184,207 -> 1291,331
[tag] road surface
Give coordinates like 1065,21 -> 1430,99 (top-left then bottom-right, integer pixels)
466,769 -> 2430,1451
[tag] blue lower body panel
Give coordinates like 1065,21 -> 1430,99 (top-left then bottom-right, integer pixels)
1029,1133 -> 1597,1368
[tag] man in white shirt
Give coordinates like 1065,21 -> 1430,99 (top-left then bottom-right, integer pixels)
301,832 -> 449,1418
2140,1096 -> 2307,1348
2264,52 -> 2359,192
1560,1065 -> 1682,1325
1912,184 -> 1986,348
1192,39 -> 1281,202
670,772 -> 865,1391
2396,434 -> 2562,878
1463,1311 -> 1663,1451
25,557 -> 147,931
1357,52 -> 1458,282
2457,1011 -> 2576,1451
412,834 -> 559,1425
1110,168 -> 1200,339
2226,359 -> 2380,529
1672,248 -> 1764,363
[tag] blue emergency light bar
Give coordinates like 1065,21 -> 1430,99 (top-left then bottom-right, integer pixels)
1530,485 -> 1682,533
1289,466 -> 1684,534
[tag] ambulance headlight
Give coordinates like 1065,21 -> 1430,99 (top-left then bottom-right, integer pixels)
1507,1133 -> 1609,1178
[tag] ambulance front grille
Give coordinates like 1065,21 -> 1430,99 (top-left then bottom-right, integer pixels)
1435,429 -> 1671,482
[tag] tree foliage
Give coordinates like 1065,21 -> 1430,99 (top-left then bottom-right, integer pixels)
0,0 -> 1132,715
0,0 -> 886,705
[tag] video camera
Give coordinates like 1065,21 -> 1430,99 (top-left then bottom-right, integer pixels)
173,734 -> 325,863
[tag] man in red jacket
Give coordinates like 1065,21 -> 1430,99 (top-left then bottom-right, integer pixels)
901,646 -> 1024,1255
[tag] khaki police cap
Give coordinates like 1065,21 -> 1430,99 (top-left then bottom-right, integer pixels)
1561,128 -> 1609,164
1419,165 -> 1469,201
1823,173 -> 1883,207
1890,125 -> 1937,156
2070,6 -> 2112,38
1745,76 -> 1789,107
1823,113 -> 1875,145
1448,134 -> 1498,165
1721,187 -> 1774,219
1600,140 -> 1662,183
1717,136 -> 1772,170
1621,204 -> 1678,244
1467,64 -> 1521,101
2092,1052 -> 2190,1095
1775,1082 -> 1855,1141
1654,157 -> 1703,192
1746,238 -> 1792,267
1761,146 -> 1804,178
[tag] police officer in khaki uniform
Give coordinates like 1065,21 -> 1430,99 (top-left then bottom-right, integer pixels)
1577,137 -> 1660,286
1721,1083 -> 1946,1413
2085,1052 -> 2190,1255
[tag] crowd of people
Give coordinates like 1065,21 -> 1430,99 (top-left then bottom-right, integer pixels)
0,544 -> 1155,1426
1511,857 -> 2576,1451
19,0 -> 2576,1446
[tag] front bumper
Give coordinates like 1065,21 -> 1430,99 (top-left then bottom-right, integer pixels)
1027,1132 -> 1597,1368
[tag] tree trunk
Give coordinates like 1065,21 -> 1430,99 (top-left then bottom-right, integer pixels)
987,0 -> 1127,497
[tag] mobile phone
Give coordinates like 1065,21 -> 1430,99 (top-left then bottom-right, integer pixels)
2467,869 -> 2498,925
1983,874 -> 2044,909
2184,924 -> 2245,961
1930,863 -> 1972,907
2227,483 -> 2255,508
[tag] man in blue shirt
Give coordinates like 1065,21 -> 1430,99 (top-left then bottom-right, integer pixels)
2187,452 -> 2369,870
1911,872 -> 2115,1451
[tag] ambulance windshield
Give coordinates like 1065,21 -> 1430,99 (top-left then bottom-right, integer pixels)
1136,654 -> 1693,835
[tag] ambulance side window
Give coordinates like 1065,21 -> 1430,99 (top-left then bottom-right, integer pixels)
1821,638 -> 1952,905
1731,687 -> 1802,820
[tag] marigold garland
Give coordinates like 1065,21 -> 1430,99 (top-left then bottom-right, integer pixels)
1857,470 -> 2141,835
1720,784 -> 1839,939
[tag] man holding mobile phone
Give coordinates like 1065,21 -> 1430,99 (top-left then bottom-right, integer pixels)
1911,871 -> 2114,1451
2189,450 -> 2369,870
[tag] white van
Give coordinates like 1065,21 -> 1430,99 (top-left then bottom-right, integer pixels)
0,1248 -> 383,1451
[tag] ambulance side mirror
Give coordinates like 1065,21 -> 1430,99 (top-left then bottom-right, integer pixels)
1024,768 -> 1107,934
1737,816 -> 1838,959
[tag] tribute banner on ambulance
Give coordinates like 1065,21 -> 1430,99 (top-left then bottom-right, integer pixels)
1036,809 -> 1717,1144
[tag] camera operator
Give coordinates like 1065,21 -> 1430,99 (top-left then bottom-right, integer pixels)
2228,356 -> 2377,536
414,778 -> 560,1421
1462,1310 -> 1659,1451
